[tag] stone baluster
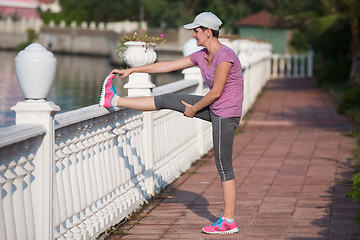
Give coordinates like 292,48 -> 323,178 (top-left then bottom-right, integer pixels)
74,133 -> 90,239
121,127 -> 131,186
300,54 -> 306,77
286,54 -> 292,78
12,156 -> 29,239
293,54 -> 299,78
307,50 -> 314,77
124,128 -> 135,179
3,162 -> 16,239
272,54 -> 279,79
60,141 -> 76,239
87,130 -> 101,232
79,129 -> 96,236
93,129 -> 108,228
112,127 -> 126,214
23,152 -> 35,240
105,128 -> 122,219
130,122 -> 141,177
136,120 -> 146,174
101,125 -> 117,221
54,140 -> 68,238
97,127 -> 113,222
0,165 -> 7,240
279,54 -> 285,78
67,138 -> 83,239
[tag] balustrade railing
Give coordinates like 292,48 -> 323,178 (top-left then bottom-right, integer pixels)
0,17 -> 146,34
271,51 -> 313,79
0,38 -> 282,239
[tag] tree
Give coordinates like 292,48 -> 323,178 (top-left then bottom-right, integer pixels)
341,0 -> 360,86
285,0 -> 359,86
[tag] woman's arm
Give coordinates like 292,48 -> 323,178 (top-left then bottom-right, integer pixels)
182,61 -> 232,118
111,56 -> 195,80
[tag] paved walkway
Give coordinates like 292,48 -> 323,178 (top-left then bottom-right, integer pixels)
105,78 -> 359,240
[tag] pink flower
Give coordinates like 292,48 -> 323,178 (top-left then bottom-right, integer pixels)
141,28 -> 146,32
160,34 -> 164,38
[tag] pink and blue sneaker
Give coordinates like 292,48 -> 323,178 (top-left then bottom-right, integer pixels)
202,215 -> 239,234
99,74 -> 119,108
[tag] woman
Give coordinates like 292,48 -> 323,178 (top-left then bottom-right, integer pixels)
100,12 -> 243,235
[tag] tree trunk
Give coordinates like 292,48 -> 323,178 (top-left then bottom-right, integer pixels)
350,19 -> 360,86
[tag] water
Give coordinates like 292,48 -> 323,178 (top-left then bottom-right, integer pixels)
0,50 -> 182,127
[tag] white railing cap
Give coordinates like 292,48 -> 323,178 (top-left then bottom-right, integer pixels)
0,124 -> 46,148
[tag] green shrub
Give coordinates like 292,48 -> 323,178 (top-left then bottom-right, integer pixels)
315,58 -> 352,86
348,172 -> 360,225
16,29 -> 38,52
338,88 -> 360,115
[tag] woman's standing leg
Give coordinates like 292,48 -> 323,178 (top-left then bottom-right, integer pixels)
211,113 -> 239,218
202,112 -> 240,234
222,179 -> 237,219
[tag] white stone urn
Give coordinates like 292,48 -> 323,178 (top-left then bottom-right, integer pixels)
123,41 -> 157,67
14,43 -> 57,100
182,38 -> 204,57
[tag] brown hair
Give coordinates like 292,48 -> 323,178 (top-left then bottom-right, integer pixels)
199,26 -> 220,38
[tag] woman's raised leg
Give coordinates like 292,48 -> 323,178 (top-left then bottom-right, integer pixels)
116,96 -> 156,111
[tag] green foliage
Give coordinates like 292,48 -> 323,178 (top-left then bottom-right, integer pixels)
338,88 -> 360,115
41,10 -> 64,25
348,172 -> 360,225
16,29 -> 39,52
39,0 -> 310,32
117,28 -> 166,54
349,173 -> 360,202
289,29 -> 308,52
315,58 -> 352,86
306,14 -> 351,61
41,0 -> 142,25
287,2 -> 352,61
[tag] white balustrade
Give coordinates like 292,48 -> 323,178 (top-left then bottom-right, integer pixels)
270,51 -> 313,79
0,18 -> 146,34
0,38 -> 306,239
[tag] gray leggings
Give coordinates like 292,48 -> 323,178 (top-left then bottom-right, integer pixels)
154,93 -> 240,182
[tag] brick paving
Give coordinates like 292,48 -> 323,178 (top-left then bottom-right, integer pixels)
104,78 -> 359,240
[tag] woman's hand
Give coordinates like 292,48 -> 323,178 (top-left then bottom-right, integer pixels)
182,101 -> 196,118
110,68 -> 133,80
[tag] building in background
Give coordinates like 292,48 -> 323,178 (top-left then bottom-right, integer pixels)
0,0 -> 60,20
236,10 -> 291,54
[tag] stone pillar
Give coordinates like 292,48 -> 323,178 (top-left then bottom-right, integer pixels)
124,73 -> 155,97
125,73 -> 155,197
11,100 -> 60,240
12,43 -> 60,240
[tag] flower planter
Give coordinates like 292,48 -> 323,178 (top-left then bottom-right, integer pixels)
123,41 -> 157,67
14,43 -> 57,100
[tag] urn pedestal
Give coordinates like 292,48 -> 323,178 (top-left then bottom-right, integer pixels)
123,41 -> 157,96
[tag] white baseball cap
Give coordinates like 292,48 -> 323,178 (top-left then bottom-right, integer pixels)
183,12 -> 222,31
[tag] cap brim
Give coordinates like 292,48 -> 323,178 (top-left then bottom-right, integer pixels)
183,23 -> 200,29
